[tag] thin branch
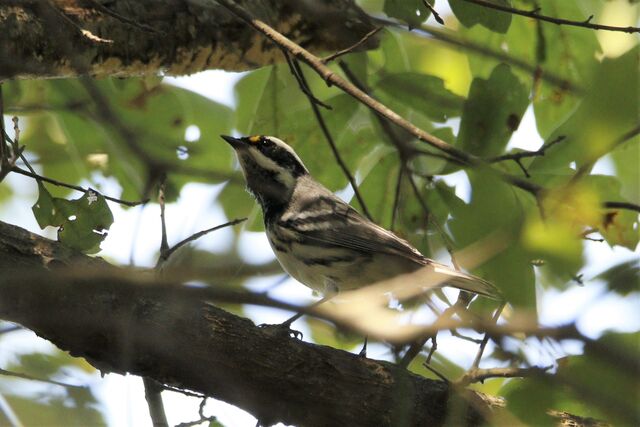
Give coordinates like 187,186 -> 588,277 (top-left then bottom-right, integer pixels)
603,201 -> 640,213
0,367 -> 87,389
162,218 -> 247,262
11,166 -> 148,206
461,0 -> 640,33
422,0 -> 444,25
489,136 -> 566,178
390,167 -> 403,230
423,359 -> 450,383
283,52 -> 332,110
157,176 -> 170,261
86,0 -> 162,34
322,27 -> 382,63
471,302 -> 506,369
143,377 -> 169,427
456,365 -> 553,387
284,54 -> 373,220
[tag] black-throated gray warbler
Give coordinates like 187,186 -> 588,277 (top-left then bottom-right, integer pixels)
222,135 -> 499,302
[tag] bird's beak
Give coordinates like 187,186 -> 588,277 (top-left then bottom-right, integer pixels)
220,135 -> 245,149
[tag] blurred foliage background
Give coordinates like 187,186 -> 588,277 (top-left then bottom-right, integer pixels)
0,0 -> 638,425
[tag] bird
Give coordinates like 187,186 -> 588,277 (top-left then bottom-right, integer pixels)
221,135 -> 500,315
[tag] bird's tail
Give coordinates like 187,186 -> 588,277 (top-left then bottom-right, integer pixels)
431,263 -> 502,300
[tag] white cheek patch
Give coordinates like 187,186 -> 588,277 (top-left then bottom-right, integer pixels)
243,148 -> 296,189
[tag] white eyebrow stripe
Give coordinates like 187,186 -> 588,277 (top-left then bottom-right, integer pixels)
265,136 -> 308,173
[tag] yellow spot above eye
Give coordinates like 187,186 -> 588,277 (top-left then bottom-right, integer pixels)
248,135 -> 262,144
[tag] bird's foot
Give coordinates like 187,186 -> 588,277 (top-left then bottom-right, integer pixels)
259,322 -> 303,340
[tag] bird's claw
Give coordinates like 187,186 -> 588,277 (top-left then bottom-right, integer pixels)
259,322 -> 303,340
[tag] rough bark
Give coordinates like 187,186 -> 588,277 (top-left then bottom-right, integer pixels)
0,221 -> 607,427
0,220 -> 484,426
0,0 -> 377,80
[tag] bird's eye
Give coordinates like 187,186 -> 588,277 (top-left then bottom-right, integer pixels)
262,138 -> 274,148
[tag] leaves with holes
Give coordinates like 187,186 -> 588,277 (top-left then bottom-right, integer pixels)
32,183 -> 114,253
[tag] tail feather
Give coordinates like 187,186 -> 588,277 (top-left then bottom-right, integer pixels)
432,264 -> 502,300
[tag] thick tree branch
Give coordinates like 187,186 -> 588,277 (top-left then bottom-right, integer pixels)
0,220 -> 605,426
0,0 -> 377,80
0,220 -> 487,426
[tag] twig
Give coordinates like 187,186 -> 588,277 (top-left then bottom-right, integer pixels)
282,52 -> 332,109
0,367 -> 87,389
322,27 -> 382,63
422,0 -> 444,25
390,167 -> 403,230
603,201 -> 640,213
456,365 -> 553,387
11,166 -> 148,206
489,136 -> 565,177
284,54 -> 373,220
143,377 -> 169,427
450,329 -> 483,344
175,397 -> 218,427
423,360 -> 449,382
471,302 -> 506,369
158,176 -> 170,260
461,0 -> 640,33
0,91 -> 24,183
86,0 -> 162,34
162,218 -> 247,262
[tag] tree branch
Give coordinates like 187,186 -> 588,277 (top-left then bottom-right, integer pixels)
0,0 -> 378,80
455,365 -> 553,387
0,219 -> 604,427
0,220 -> 486,427
461,0 -> 640,33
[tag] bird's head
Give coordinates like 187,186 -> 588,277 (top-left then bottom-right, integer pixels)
221,135 -> 308,210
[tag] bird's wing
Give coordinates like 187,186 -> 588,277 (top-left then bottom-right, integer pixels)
278,199 -> 428,265
278,196 -> 501,299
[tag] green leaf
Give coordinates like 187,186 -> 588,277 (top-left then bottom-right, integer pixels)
457,64 -> 529,157
610,140 -> 640,205
357,145 -> 399,228
32,185 -> 114,253
374,72 -> 465,122
530,0 -> 600,138
32,182 -> 63,228
596,260 -> 640,295
558,333 -> 640,425
384,0 -> 432,28
530,45 -> 639,174
501,376 -> 557,426
56,190 -> 114,253
449,0 -> 512,33
448,169 -> 536,307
